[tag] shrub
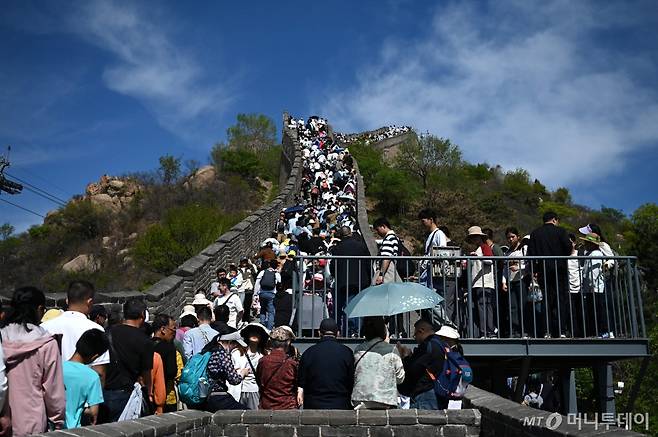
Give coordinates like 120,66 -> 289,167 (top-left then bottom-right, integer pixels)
132,204 -> 242,274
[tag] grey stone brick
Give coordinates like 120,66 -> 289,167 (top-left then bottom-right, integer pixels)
369,427 -> 394,437
242,409 -> 272,424
222,424 -> 248,437
357,410 -> 388,425
248,425 -> 295,437
296,425 -> 320,437
58,427 -> 109,437
387,409 -> 418,425
418,410 -> 448,425
270,409 -> 301,425
133,415 -> 178,437
326,410 -> 357,426
82,423 -> 130,437
441,424 -> 468,437
319,426 -> 368,437
446,409 -> 480,426
393,425 -> 440,437
212,410 -> 244,425
466,425 -> 480,437
301,410 -> 330,425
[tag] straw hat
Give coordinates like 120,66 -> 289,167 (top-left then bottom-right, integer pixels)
579,233 -> 602,246
466,226 -> 486,237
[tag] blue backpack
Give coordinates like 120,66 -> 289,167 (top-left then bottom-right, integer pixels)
178,352 -> 212,405
426,336 -> 473,400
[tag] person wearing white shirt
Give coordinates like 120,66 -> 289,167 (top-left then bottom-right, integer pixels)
213,278 -> 244,329
41,281 -> 110,386
418,209 -> 454,327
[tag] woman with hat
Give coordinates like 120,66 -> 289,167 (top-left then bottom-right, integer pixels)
579,233 -> 611,337
465,226 -> 496,338
200,331 -> 250,411
229,323 -> 269,409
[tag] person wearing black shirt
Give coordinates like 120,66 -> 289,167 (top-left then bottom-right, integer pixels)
330,227 -> 371,335
102,299 -> 154,422
527,211 -> 573,338
297,319 -> 354,409
396,319 -> 447,410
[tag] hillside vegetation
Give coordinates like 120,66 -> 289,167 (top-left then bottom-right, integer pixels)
0,114 -> 282,293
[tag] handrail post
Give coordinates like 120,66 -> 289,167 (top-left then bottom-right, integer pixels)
633,263 -> 646,338
466,259 -> 474,339
625,260 -> 639,338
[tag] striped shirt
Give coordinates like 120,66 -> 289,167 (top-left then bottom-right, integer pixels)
379,230 -> 399,257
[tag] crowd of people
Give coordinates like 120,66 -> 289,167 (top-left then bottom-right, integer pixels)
335,125 -> 412,145
370,209 -> 621,340
0,280 -> 468,435
0,115 -> 627,434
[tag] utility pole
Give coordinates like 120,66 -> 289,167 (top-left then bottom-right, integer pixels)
0,146 -> 23,195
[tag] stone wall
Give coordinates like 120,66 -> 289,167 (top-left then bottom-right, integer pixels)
464,386 -> 647,436
42,409 -> 481,437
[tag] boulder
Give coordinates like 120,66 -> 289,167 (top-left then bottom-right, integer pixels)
90,194 -> 120,213
108,180 -> 124,190
62,254 -> 100,273
185,165 -> 216,189
86,182 -> 102,196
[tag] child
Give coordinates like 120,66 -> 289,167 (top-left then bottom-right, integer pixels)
63,329 -> 109,428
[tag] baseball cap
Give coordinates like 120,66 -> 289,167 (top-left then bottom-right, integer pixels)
319,318 -> 339,334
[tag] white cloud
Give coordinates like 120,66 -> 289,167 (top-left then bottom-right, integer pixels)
71,1 -> 232,143
323,1 -> 658,188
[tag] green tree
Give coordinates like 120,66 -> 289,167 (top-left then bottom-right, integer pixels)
227,113 -> 277,152
553,187 -> 572,204
395,134 -> 462,189
629,203 -> 658,289
56,200 -> 110,241
370,167 -> 420,214
211,145 -> 260,178
158,155 -> 181,185
503,168 -> 533,197
0,223 -> 14,240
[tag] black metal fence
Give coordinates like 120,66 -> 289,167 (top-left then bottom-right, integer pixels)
289,255 -> 646,340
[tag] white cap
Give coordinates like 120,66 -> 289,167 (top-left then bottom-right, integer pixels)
437,325 -> 460,339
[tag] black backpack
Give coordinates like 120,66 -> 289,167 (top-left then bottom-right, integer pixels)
395,236 -> 417,279
260,268 -> 276,290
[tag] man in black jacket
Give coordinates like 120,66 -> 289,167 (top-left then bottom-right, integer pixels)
297,318 -> 355,409
330,226 -> 371,335
527,211 -> 573,338
397,319 -> 447,409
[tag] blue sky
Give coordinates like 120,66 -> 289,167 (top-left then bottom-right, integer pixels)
1,0 -> 657,233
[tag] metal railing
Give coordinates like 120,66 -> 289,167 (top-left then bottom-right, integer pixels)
287,254 -> 646,340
